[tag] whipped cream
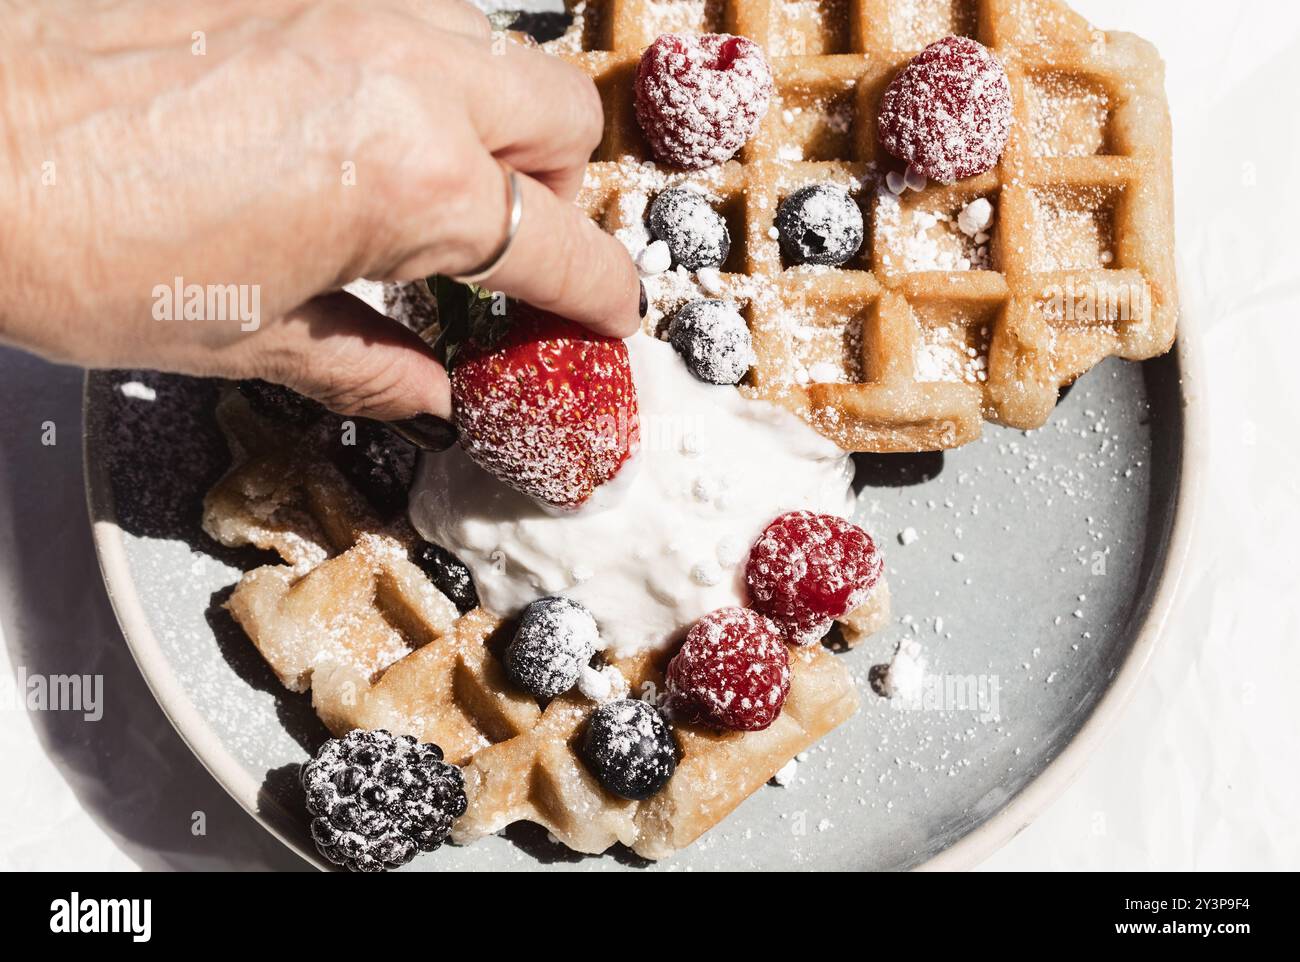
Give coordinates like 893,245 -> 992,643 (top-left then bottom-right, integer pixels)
409,334 -> 855,658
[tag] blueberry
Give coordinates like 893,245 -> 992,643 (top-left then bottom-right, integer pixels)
503,597 -> 600,698
412,542 -> 479,614
581,699 -> 677,801
775,184 -> 864,267
667,300 -> 755,385
648,187 -> 731,271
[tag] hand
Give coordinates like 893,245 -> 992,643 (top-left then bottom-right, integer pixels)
0,0 -> 640,420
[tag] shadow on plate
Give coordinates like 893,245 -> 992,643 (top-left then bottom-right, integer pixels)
0,353 -> 306,870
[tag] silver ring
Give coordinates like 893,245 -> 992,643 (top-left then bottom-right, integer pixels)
452,165 -> 522,284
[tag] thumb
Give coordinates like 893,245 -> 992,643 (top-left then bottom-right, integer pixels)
255,291 -> 452,423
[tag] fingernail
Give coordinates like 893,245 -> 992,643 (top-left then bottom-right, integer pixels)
639,281 -> 648,319
387,414 -> 458,452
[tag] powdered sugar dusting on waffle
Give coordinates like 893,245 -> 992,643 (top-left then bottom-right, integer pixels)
591,161 -> 755,329
1026,73 -> 1111,158
914,324 -> 990,385
889,0 -> 979,52
643,0 -> 725,35
875,188 -> 995,273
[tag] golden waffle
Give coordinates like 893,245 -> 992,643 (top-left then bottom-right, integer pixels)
203,388 -> 890,857
452,640 -> 859,858
555,0 -> 1177,452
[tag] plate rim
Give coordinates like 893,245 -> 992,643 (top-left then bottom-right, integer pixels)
82,333 -> 1204,872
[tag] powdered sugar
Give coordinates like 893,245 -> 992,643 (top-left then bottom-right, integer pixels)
887,0 -> 979,51
578,662 -> 629,703
914,324 -> 990,385
1029,188 -> 1117,271
880,639 -> 927,702
1026,72 -> 1111,158
875,188 -> 996,272
637,240 -> 673,275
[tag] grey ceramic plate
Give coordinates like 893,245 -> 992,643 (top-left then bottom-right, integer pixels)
83,332 -> 1200,871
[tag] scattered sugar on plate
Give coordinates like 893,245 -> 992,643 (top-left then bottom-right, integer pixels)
770,757 -> 799,787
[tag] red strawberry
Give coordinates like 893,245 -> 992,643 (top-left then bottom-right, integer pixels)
448,298 -> 639,512
635,33 -> 773,170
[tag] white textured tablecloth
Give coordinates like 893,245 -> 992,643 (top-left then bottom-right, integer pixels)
1,0 -> 1297,871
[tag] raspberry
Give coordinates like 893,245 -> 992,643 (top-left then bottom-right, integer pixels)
635,33 -> 772,170
877,36 -> 1012,184
665,607 -> 790,732
745,511 -> 883,645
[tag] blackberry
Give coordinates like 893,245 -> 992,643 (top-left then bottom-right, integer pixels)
412,542 -> 479,614
331,419 -> 416,518
667,299 -> 755,385
581,699 -> 677,800
503,597 -> 600,699
237,379 -> 325,426
775,184 -> 864,267
647,187 -> 731,271
301,729 -> 466,872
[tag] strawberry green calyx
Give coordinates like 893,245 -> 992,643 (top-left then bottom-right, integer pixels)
429,277 -> 513,369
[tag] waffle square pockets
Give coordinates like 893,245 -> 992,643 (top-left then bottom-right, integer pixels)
559,0 -> 1176,451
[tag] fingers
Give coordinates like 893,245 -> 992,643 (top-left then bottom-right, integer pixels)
449,36 -> 604,202
392,0 -> 491,40
478,167 -> 641,337
386,151 -> 640,338
255,292 -> 452,421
